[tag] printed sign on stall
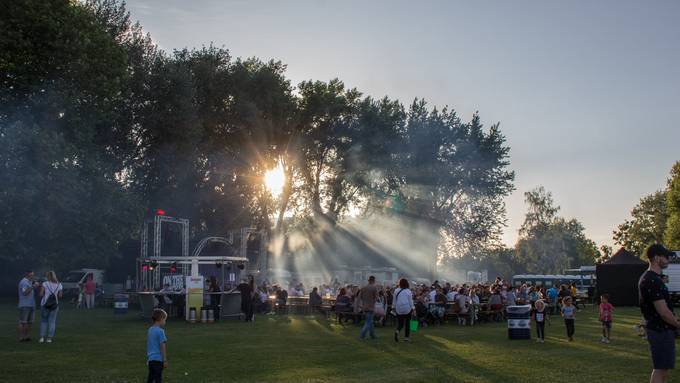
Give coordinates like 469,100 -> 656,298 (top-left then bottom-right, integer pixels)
163,275 -> 185,290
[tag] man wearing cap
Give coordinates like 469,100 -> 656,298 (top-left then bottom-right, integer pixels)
638,244 -> 679,383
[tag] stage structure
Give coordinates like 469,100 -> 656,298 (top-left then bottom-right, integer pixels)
139,214 -> 190,290
239,227 -> 268,275
136,213 -> 249,320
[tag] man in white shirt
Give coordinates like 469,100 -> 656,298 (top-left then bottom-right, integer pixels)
428,287 -> 436,303
18,271 -> 37,342
446,288 -> 457,302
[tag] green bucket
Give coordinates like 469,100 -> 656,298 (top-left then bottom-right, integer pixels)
410,319 -> 419,333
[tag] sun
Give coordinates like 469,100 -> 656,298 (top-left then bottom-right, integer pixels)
264,162 -> 285,197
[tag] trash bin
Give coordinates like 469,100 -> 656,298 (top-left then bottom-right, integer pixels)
113,294 -> 129,315
506,304 -> 531,340
200,306 -> 208,323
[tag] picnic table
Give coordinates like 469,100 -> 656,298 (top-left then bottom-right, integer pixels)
265,295 -> 337,315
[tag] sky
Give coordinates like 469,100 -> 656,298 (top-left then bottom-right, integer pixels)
126,0 -> 680,249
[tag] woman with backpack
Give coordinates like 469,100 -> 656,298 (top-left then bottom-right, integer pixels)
39,271 -> 63,343
393,278 -> 415,342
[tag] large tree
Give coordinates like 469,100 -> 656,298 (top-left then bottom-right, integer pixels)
514,187 -> 600,274
0,0 -> 141,272
613,190 -> 668,256
1,0 -> 517,282
664,161 -> 680,249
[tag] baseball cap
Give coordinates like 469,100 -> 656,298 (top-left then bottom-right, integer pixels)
645,244 -> 675,260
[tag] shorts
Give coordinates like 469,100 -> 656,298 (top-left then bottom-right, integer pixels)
19,307 -> 35,324
647,328 -> 676,370
601,321 -> 612,330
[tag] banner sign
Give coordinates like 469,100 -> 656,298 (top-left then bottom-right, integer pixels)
163,275 -> 185,290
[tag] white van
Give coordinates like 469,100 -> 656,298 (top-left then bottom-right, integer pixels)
62,268 -> 105,296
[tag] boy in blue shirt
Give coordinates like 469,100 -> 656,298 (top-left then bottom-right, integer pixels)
147,308 -> 168,383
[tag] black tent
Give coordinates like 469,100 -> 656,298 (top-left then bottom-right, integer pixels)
595,248 -> 648,306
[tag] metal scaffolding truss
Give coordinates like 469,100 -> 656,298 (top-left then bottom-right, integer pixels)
137,214 -> 269,291
191,235 -> 234,257
139,215 -> 190,290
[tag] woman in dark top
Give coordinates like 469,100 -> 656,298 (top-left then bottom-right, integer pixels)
208,276 -> 221,321
236,276 -> 255,321
335,288 -> 351,323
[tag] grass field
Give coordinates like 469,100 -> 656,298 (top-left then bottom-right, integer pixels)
0,301 -> 661,383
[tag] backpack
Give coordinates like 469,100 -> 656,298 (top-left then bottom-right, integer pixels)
44,283 -> 59,311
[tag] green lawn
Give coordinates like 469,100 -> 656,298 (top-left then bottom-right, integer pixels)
0,301 -> 660,382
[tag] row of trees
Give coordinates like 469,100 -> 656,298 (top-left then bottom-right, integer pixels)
1,0 -> 516,277
12,0 -> 666,281
473,161 -> 680,277
448,186 -> 601,277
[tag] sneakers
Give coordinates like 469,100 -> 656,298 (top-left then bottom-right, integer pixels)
404,337 -> 411,342
537,338 -> 544,343
39,338 -> 45,343
605,338 -> 610,344
394,331 -> 399,342
46,338 -> 52,343
600,337 -> 606,343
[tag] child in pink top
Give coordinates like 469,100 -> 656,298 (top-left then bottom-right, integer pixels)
599,294 -> 614,343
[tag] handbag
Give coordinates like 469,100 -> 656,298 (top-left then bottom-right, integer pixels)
374,299 -> 385,316
44,283 -> 59,311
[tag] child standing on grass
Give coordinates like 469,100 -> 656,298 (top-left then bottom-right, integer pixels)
147,308 -> 168,383
532,299 -> 549,343
561,296 -> 576,342
599,294 -> 614,343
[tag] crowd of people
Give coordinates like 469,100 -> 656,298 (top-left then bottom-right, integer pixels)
245,276 -> 588,326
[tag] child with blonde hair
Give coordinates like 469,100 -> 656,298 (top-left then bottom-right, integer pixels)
561,296 -> 576,341
532,299 -> 549,343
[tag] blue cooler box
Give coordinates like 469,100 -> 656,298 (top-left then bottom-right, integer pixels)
506,305 -> 531,340
114,293 -> 129,315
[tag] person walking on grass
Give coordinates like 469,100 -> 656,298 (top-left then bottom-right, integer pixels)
39,271 -> 63,343
561,296 -> 576,342
393,278 -> 415,342
359,275 -> 378,340
532,299 -> 549,343
638,244 -> 678,383
84,273 -> 96,309
599,293 -> 614,343
18,270 -> 37,342
147,308 -> 168,383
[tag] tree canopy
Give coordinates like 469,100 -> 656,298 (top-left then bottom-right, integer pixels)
1,0 -> 516,280
514,187 -> 600,274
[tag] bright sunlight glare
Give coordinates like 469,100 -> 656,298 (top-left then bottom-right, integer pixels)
264,162 -> 285,197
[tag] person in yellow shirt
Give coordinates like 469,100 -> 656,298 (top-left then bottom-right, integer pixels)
569,282 -> 579,310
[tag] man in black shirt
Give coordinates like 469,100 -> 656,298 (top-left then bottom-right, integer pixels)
638,244 -> 679,383
236,277 -> 254,321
